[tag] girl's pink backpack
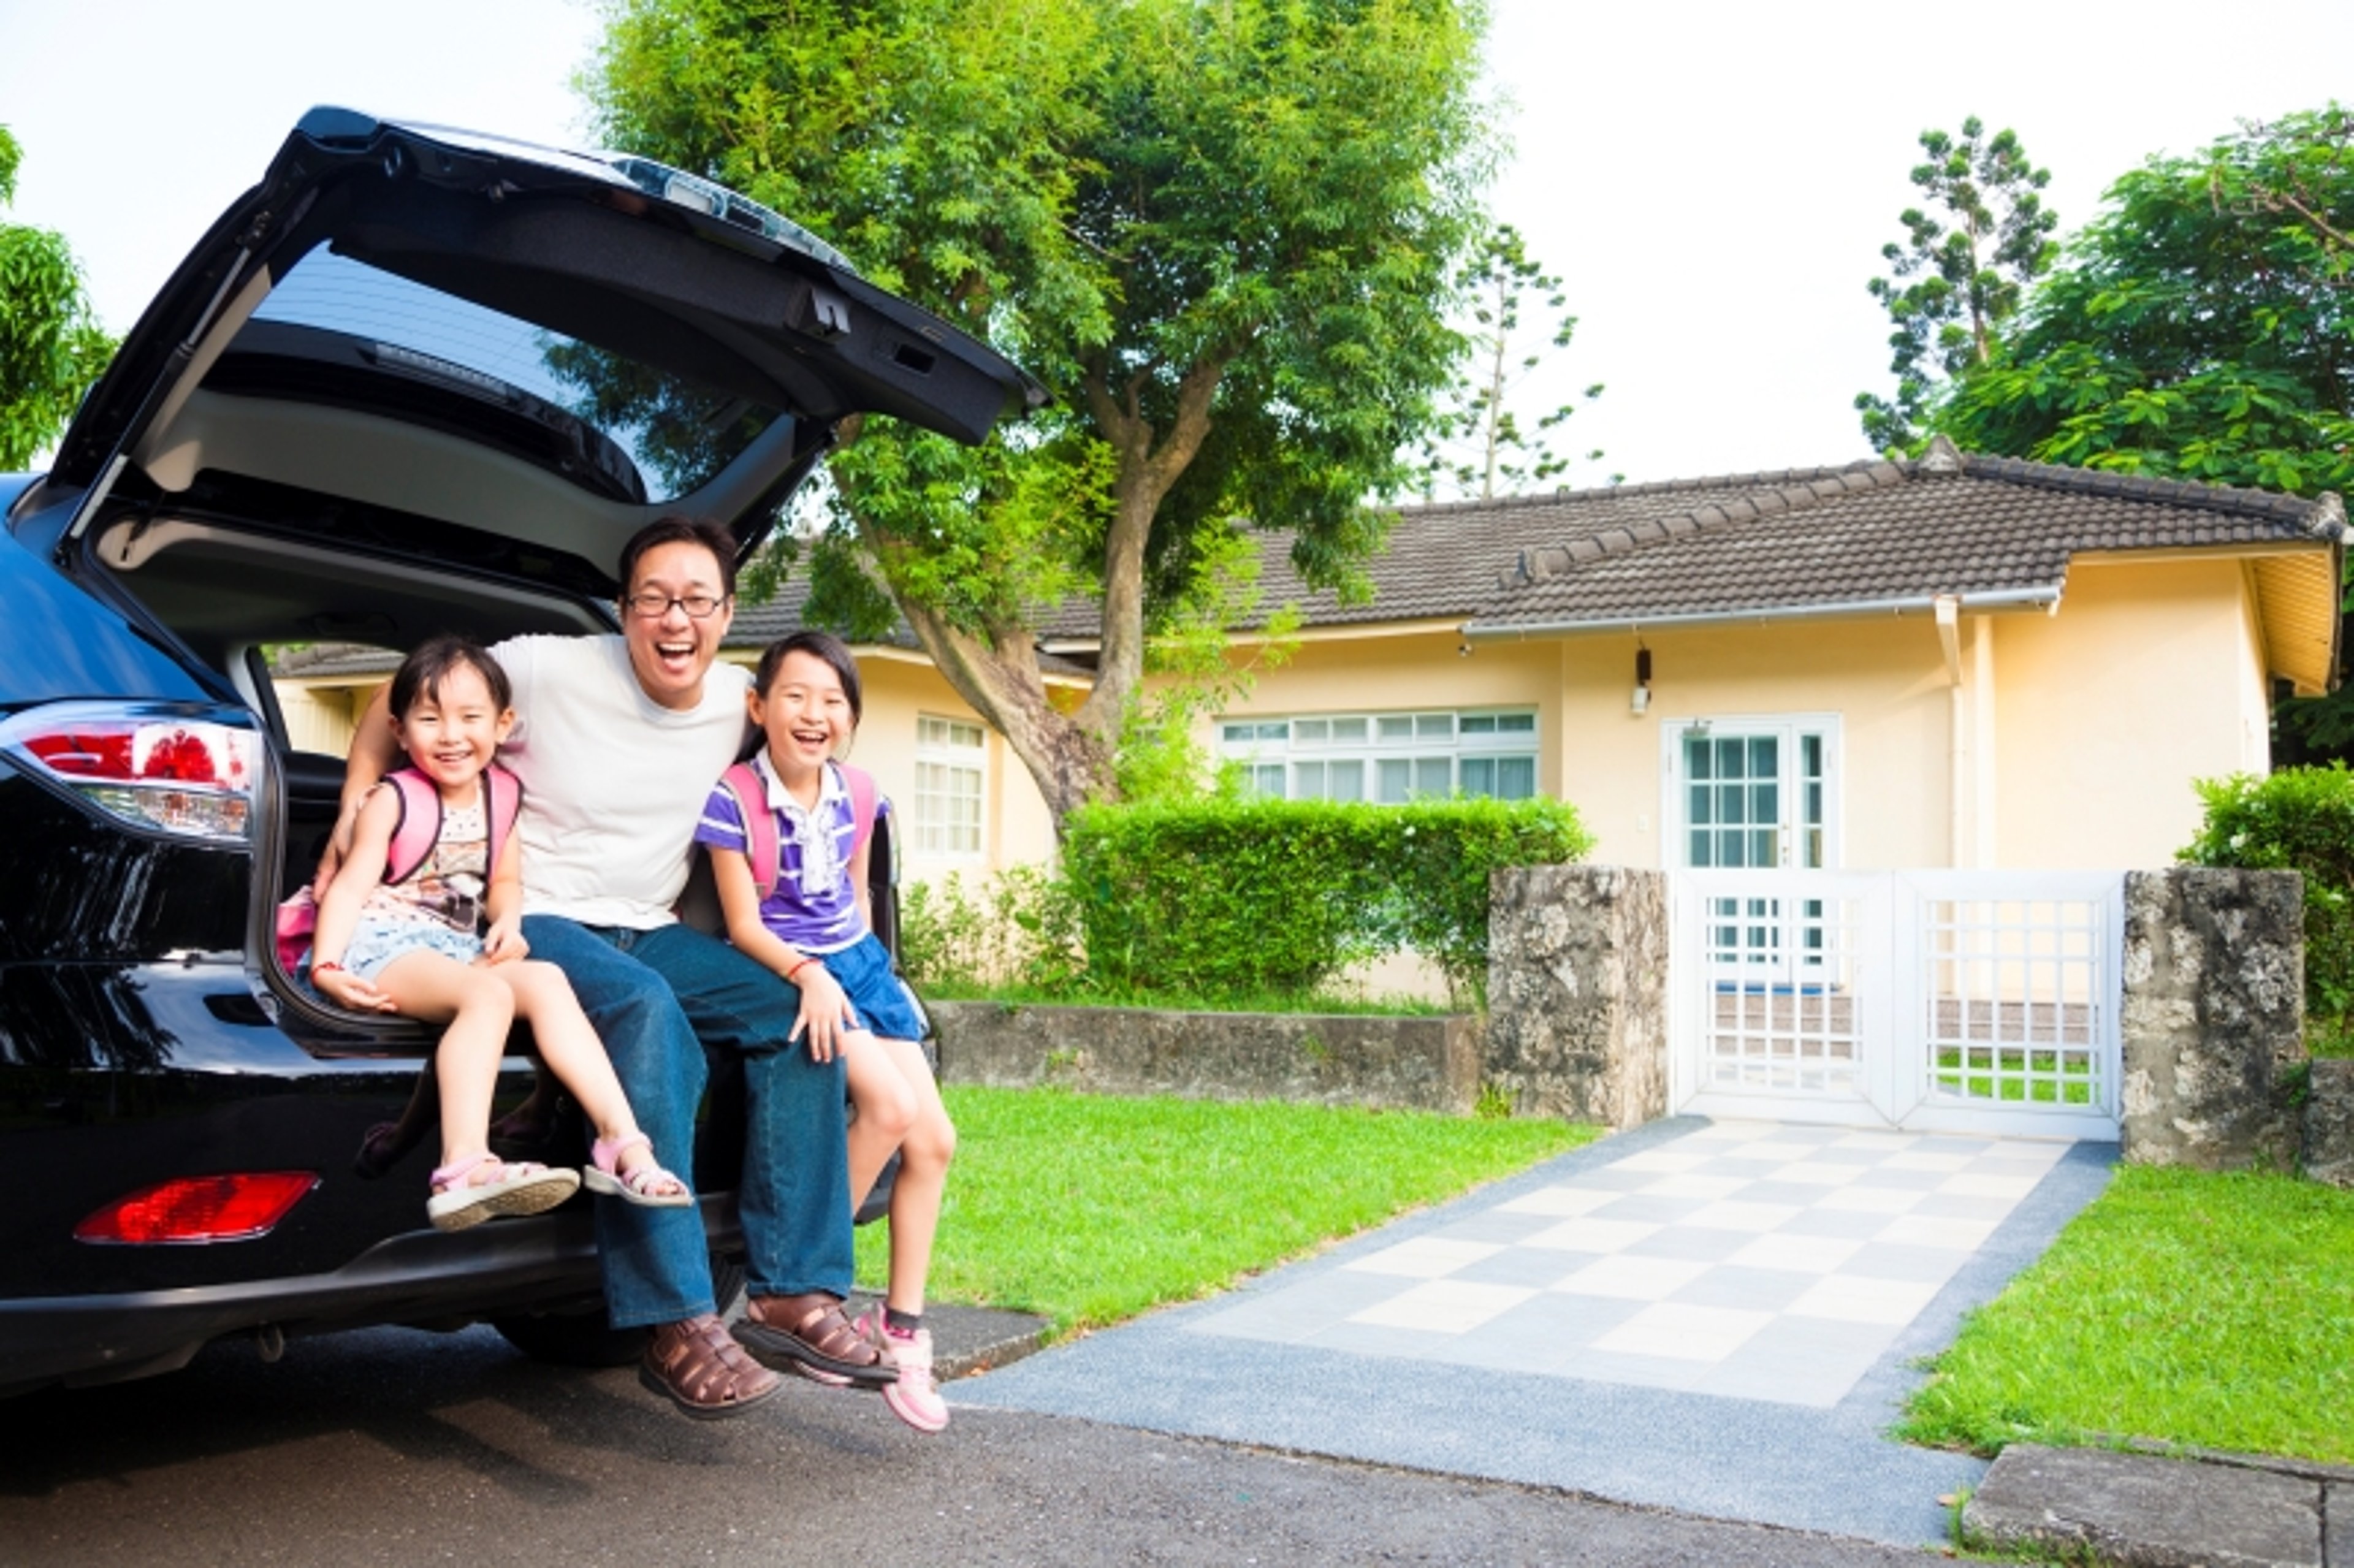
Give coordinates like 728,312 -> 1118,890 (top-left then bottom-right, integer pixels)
716,760 -> 877,900
275,764 -> 523,969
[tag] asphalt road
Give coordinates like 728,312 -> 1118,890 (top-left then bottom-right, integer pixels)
0,1326 -> 1947,1566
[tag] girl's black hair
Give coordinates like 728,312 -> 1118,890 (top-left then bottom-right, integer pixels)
753,630 -> 863,726
389,634 -> 512,719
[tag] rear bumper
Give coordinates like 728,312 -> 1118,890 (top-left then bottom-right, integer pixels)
0,1194 -> 741,1397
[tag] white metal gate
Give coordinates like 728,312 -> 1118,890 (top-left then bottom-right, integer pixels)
1670,869 -> 2122,1140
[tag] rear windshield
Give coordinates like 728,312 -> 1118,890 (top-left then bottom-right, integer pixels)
231,248 -> 783,503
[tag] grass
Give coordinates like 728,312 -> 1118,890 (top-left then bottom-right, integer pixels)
914,980 -> 1457,1016
1899,1164 -> 2354,1464
853,1086 -> 1594,1334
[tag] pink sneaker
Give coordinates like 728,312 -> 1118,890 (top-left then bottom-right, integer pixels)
858,1308 -> 947,1433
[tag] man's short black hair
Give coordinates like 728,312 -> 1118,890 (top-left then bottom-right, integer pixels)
617,516 -> 738,601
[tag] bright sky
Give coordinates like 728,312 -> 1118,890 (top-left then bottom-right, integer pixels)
3,0 -> 2350,485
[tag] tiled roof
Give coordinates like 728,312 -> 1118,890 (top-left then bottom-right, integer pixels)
1465,444 -> 2343,633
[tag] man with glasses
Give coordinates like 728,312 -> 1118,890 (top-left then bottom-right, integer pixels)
329,516 -> 892,1419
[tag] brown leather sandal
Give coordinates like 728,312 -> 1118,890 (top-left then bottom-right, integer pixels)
734,1293 -> 898,1388
639,1313 -> 783,1420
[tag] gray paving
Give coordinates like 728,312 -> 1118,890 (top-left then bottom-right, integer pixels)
950,1114 -> 2119,1548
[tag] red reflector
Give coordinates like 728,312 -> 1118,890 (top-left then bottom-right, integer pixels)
74,1173 -> 320,1245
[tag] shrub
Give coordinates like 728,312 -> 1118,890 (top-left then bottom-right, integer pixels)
899,864 -> 1084,993
2182,766 -> 2354,1045
1061,794 -> 1593,1007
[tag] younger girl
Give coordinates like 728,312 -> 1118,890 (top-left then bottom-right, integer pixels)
695,631 -> 956,1433
309,636 -> 693,1231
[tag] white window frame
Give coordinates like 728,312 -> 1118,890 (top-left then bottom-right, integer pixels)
912,714 -> 987,858
1217,708 -> 1541,802
1658,714 -> 1844,872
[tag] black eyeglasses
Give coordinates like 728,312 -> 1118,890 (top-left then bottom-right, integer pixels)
624,591 -> 728,620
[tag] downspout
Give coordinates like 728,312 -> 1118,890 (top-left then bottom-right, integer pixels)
1935,595 -> 1964,867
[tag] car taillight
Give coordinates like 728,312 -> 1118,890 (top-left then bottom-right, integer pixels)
74,1173 -> 319,1244
0,701 -> 260,845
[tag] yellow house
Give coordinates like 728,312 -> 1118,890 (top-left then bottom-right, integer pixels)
1087,438 -> 2344,875
278,440 -> 2343,884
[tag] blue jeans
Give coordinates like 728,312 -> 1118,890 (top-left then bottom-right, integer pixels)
521,915 -> 854,1329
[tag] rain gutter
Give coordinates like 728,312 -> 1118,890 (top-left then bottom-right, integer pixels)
1461,585 -> 2062,644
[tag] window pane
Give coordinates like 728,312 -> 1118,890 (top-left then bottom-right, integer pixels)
1328,759 -> 1365,801
1417,714 -> 1453,739
1690,783 -> 1713,826
1377,758 -> 1412,802
1715,737 -> 1744,778
1221,723 -> 1253,744
1747,736 -> 1777,777
1257,721 -> 1289,740
1331,717 -> 1368,743
1292,718 -> 1328,743
1460,757 -> 1495,796
1497,756 -> 1536,798
1293,760 -> 1325,799
1688,735 -> 1713,780
1496,713 -> 1536,734
1254,763 -> 1286,797
1689,829 -> 1712,867
1377,715 -> 1414,741
1460,714 -> 1496,735
1416,757 -> 1450,797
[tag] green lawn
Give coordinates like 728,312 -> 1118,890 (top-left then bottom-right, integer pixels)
1900,1164 -> 2354,1464
854,1086 -> 1595,1334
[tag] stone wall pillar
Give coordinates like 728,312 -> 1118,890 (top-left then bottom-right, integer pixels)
1485,865 -> 1668,1128
2120,867 -> 2305,1170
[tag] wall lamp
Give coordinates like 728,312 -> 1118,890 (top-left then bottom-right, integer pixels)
1631,645 -> 1652,715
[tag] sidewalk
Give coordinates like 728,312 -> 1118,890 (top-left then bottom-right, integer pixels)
935,1114 -> 2341,1563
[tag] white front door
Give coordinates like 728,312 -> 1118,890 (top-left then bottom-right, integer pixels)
1666,718 -> 1839,988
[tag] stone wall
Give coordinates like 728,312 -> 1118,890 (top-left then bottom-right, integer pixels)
2305,1058 -> 2354,1188
931,1000 -> 1482,1113
2120,867 -> 2306,1171
1484,865 -> 1669,1128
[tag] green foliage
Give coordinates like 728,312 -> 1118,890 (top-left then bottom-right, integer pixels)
897,864 -> 1085,995
2181,766 -> 2354,1045
854,1085 -> 1594,1331
0,126 -> 116,471
1061,794 -> 1592,1007
1419,221 -> 1606,499
1857,116 -> 2059,454
1899,1165 -> 2354,1464
588,0 -> 1495,823
1929,107 -> 2354,497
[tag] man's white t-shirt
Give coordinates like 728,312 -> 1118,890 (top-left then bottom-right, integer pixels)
491,634 -> 751,929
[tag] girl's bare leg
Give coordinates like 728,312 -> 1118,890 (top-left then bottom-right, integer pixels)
843,1030 -> 916,1210
871,1036 -> 954,1317
497,960 -> 684,1194
369,951 -> 515,1171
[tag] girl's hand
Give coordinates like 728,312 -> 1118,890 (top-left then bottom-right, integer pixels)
313,964 -> 397,1013
479,916 -> 527,965
789,965 -> 860,1062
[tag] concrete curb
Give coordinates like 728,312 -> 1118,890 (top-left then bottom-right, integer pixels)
1962,1442 -> 2347,1567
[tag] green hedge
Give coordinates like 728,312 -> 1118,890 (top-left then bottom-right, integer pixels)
2181,766 -> 2354,1041
1060,795 -> 1593,1006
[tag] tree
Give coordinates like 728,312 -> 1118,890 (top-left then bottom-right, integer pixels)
1932,107 -> 2354,497
0,126 -> 115,471
1925,108 -> 2354,758
1856,116 -> 2058,455
588,0 -> 1491,829
1418,222 -> 1603,500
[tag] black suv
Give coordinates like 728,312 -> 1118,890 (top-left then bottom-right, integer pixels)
0,110 -> 1036,1396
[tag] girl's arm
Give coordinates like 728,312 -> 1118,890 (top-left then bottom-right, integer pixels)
310,785 -> 400,1013
479,824 -> 527,965
709,845 -> 860,1061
